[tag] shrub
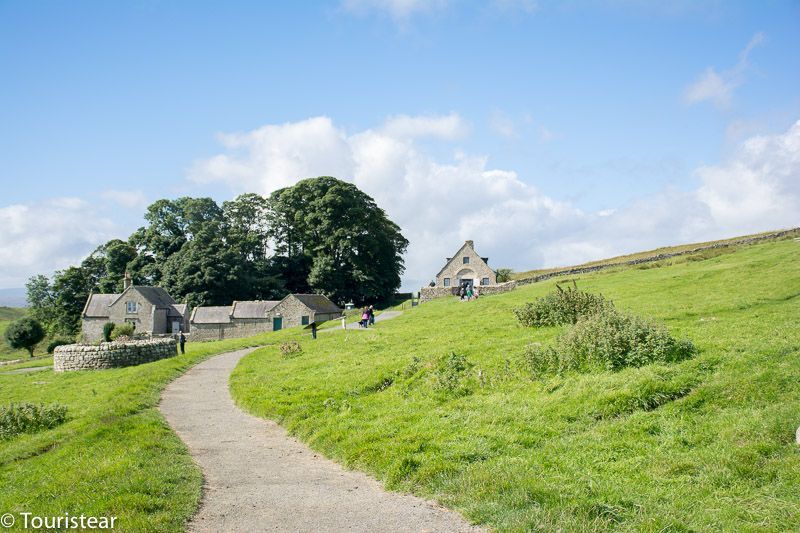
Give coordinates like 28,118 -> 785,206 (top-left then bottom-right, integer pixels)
102,322 -> 115,342
46,338 -> 72,354
521,307 -> 696,376
0,403 -> 68,440
514,283 -> 611,327
279,341 -> 303,358
495,268 -> 514,283
109,323 -> 135,341
4,317 -> 45,357
433,352 -> 472,393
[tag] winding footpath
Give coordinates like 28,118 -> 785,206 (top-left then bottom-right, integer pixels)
160,332 -> 480,532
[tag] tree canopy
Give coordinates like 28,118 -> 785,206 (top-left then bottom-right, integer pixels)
28,177 -> 408,333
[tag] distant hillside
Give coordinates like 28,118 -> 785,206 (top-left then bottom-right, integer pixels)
512,227 -> 799,280
0,288 -> 27,308
0,307 -> 26,321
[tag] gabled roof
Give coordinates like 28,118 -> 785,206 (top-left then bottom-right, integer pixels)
190,306 -> 232,324
109,285 -> 177,309
170,303 -> 188,318
436,240 -> 490,278
83,293 -> 117,318
291,294 -> 341,314
231,300 -> 280,319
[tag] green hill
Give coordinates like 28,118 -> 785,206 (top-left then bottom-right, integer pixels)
231,237 -> 800,530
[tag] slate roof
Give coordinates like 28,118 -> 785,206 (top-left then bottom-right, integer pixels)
231,300 -> 280,319
170,303 -> 188,318
190,306 -> 232,324
83,293 -> 117,318
292,294 -> 342,314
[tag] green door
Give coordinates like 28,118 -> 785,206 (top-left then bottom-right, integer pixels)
273,317 -> 282,331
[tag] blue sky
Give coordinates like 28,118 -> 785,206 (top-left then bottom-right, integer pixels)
1,0 -> 799,290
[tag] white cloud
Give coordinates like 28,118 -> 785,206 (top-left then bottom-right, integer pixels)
340,0 -> 447,21
684,32 -> 765,109
381,112 -> 469,140
190,115 -> 799,290
0,198 -> 116,288
101,189 -> 149,209
489,110 -> 517,138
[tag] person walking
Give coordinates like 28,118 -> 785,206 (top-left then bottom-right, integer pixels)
179,331 -> 186,354
473,285 -> 480,300
361,308 -> 370,328
459,284 -> 466,300
311,322 -> 318,340
368,305 -> 376,326
466,284 -> 473,301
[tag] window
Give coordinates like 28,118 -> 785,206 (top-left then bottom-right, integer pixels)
481,278 -> 490,286
126,301 -> 138,313
463,256 -> 470,264
443,278 -> 450,287
301,315 -> 310,326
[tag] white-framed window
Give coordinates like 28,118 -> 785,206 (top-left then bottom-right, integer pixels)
443,278 -> 450,287
463,256 -> 470,264
126,301 -> 138,313
481,278 -> 490,286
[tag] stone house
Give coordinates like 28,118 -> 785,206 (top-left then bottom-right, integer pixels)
433,240 -> 497,289
189,300 -> 280,341
189,294 -> 341,341
81,275 -> 189,342
264,294 -> 342,331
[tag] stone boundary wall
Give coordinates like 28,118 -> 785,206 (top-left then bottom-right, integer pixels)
190,319 -> 273,342
54,338 -> 177,372
420,228 -> 798,302
420,281 -> 518,302
516,228 -> 800,287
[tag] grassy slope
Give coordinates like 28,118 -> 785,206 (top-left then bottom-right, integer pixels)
231,239 -> 800,531
511,228 -> 795,279
0,333 -> 280,531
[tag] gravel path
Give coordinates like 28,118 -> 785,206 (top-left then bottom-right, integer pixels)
160,347 -> 481,532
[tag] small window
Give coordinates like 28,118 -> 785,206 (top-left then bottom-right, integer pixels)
463,256 -> 470,264
481,278 -> 490,286
126,301 -> 138,313
443,278 -> 450,287
301,315 -> 310,325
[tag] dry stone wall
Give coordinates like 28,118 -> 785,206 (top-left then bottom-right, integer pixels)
420,281 -> 517,302
54,338 -> 177,372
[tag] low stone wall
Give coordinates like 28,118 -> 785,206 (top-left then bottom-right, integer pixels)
420,281 -> 517,302
189,319 -> 274,342
516,228 -> 800,287
54,338 -> 177,372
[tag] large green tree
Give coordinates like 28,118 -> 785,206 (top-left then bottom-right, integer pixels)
267,177 -> 408,305
5,317 -> 46,357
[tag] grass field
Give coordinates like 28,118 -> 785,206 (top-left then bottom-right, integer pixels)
0,333 -> 281,531
231,238 -> 800,531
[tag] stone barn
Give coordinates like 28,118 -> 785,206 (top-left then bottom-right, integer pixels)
265,294 -> 342,331
81,275 -> 188,342
433,240 -> 497,289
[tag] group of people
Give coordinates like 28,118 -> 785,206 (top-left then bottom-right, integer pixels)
359,305 -> 376,327
459,281 -> 479,301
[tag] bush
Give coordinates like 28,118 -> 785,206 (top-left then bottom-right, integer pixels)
279,341 -> 303,358
109,323 -> 135,341
46,338 -> 72,354
495,268 -> 514,283
521,307 -> 696,376
0,403 -> 68,440
4,317 -> 45,357
514,283 -> 611,327
433,352 -> 472,393
102,322 -> 115,342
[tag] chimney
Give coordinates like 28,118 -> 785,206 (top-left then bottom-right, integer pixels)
123,271 -> 132,290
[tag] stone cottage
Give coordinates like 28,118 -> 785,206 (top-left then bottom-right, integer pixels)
265,294 -> 342,331
189,300 -> 280,341
189,294 -> 341,341
433,240 -> 497,289
81,274 -> 189,342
